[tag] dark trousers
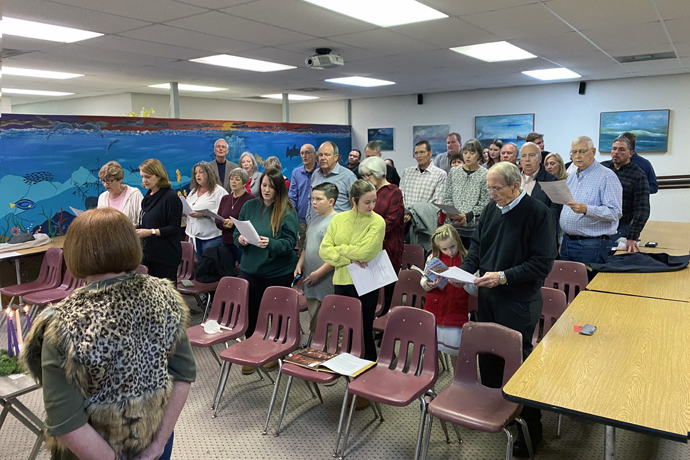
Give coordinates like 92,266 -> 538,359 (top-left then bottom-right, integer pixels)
238,271 -> 294,338
145,261 -> 178,283
334,284 -> 378,361
381,281 -> 396,316
477,293 -> 543,436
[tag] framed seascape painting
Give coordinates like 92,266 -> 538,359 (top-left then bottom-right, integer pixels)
474,114 -> 534,149
367,127 -> 394,150
412,124 -> 449,157
599,109 -> 670,153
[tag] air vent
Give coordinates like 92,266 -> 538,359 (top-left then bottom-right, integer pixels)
615,51 -> 676,63
295,87 -> 331,92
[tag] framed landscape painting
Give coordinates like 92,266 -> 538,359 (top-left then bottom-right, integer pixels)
367,127 -> 394,150
412,124 -> 449,157
599,109 -> 670,152
474,113 -> 535,148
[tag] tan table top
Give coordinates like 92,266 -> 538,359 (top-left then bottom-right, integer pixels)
12,235 -> 67,257
587,267 -> 690,302
638,221 -> 690,253
504,291 -> 690,441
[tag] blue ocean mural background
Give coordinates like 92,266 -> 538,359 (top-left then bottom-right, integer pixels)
0,114 -> 351,241
599,109 -> 669,152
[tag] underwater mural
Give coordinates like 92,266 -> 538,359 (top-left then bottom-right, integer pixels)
0,114 -> 351,241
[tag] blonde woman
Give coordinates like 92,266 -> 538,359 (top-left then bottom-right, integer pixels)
97,161 -> 143,225
544,153 -> 568,180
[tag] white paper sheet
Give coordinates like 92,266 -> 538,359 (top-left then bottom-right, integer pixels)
69,206 -> 85,216
179,196 -> 194,215
199,208 -> 223,221
538,180 -> 574,205
230,217 -> 262,246
347,250 -> 399,296
0,251 -> 22,260
321,353 -> 375,377
432,202 -> 462,215
431,266 -> 477,284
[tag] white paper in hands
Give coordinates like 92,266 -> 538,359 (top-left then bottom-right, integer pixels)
539,180 -> 574,205
432,202 -> 462,215
230,217 -> 262,246
179,196 -> 194,215
199,209 -> 223,221
347,250 -> 399,296
430,266 -> 477,284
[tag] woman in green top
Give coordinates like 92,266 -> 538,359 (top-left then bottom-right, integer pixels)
235,168 -> 299,341
20,208 -> 195,460
320,180 -> 385,361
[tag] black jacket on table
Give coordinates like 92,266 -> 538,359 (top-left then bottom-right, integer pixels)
140,186 -> 182,267
531,167 -> 563,225
461,193 -> 557,303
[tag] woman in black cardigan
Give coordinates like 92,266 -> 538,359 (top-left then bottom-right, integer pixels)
137,158 -> 182,282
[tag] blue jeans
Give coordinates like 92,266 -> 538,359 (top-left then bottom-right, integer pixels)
194,236 -> 223,262
158,431 -> 174,460
223,242 -> 242,263
560,235 -> 612,266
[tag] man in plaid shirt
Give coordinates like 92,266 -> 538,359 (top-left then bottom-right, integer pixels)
601,136 -> 650,253
399,140 -> 447,223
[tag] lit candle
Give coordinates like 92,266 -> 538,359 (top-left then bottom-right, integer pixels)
23,305 -> 32,330
10,309 -> 20,357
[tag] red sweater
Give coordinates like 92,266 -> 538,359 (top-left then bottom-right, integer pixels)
423,252 -> 470,328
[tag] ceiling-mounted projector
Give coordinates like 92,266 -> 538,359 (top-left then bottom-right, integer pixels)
306,48 -> 344,69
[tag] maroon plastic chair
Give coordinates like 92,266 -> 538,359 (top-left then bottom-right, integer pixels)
1,248 -> 64,310
22,268 -> 85,308
294,276 -> 308,313
401,244 -> 425,271
266,295 -> 364,435
135,264 -> 148,275
544,260 -> 588,305
421,322 -> 533,460
176,241 -> 218,319
335,306 -> 438,460
186,277 -> 249,365
532,287 -> 568,346
211,286 -> 301,418
373,287 -> 385,317
373,269 -> 426,333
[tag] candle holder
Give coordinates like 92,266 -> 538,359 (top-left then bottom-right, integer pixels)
5,308 -> 20,358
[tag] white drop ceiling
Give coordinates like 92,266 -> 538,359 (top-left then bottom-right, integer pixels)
2,0 -> 689,105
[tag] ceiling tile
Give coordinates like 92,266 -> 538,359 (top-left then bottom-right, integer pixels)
544,0 -> 658,29
6,0 -> 150,33
392,17 -> 498,48
120,24 -> 260,54
165,11 -> 315,46
330,29 -> 439,56
462,3 -> 573,39
423,0 -> 540,17
275,39 -> 379,62
585,22 -> 670,52
48,0 -> 209,23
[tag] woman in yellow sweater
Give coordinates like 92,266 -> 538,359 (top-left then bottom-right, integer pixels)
320,180 -> 385,362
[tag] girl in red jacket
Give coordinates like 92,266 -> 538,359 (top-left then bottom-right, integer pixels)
420,224 -> 470,361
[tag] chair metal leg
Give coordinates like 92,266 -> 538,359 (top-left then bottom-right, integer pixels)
333,388 -> 351,458
256,366 -> 275,384
304,379 -> 316,398
212,361 -> 232,418
313,381 -> 323,404
262,370 -> 284,435
515,417 -> 534,459
439,419 -> 450,443
374,402 -> 384,421
275,375 -> 295,436
207,346 -> 222,366
414,394 -> 430,460
202,293 -> 213,322
451,423 -> 463,444
439,353 -> 447,372
421,414 -> 433,460
338,394 -> 359,460
503,426 -> 515,460
557,413 -> 563,437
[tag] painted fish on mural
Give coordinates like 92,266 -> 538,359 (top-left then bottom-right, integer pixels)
9,199 -> 36,210
106,139 -> 120,155
23,171 -> 55,185
129,166 -> 140,173
46,122 -> 74,139
77,122 -> 105,138
285,144 -> 300,159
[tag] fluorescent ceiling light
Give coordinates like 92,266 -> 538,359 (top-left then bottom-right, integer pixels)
522,68 -> 581,81
3,88 -> 74,96
149,83 -> 227,92
190,54 -> 296,72
1,17 -> 103,43
450,41 -> 536,62
2,66 -> 84,80
261,94 -> 319,101
325,76 -> 395,87
303,0 -> 447,27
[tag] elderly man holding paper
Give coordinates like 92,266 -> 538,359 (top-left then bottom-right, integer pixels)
458,162 -> 557,457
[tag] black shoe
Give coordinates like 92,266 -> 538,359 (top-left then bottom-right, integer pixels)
513,429 -> 542,458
